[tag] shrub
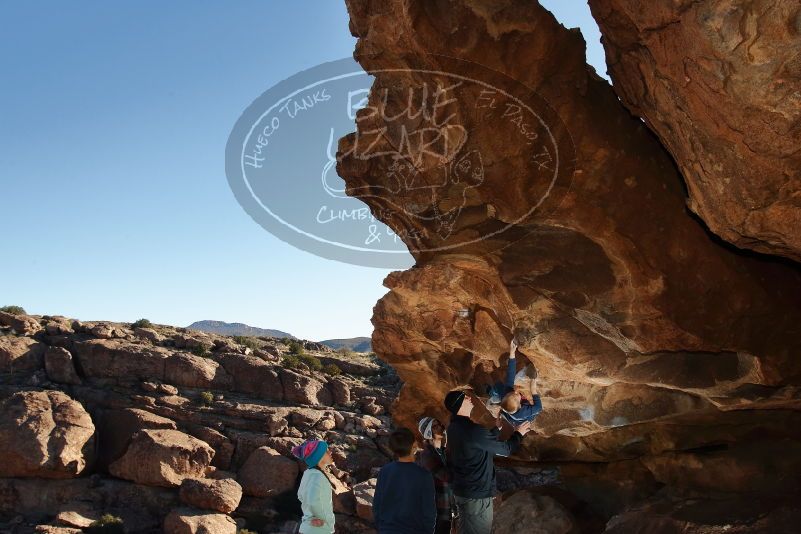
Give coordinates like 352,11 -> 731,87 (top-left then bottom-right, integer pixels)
287,340 -> 305,355
282,354 -> 302,370
199,391 -> 214,406
131,318 -> 153,329
0,305 -> 25,315
323,363 -> 342,376
86,514 -> 124,534
299,354 -> 322,371
233,336 -> 261,350
282,353 -> 322,372
191,345 -> 210,357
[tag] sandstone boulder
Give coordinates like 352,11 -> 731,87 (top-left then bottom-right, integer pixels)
238,446 -> 298,497
97,408 -> 178,470
0,390 -> 94,478
184,424 -> 234,470
44,346 -> 81,385
43,316 -> 74,336
89,322 -> 122,339
172,333 -> 213,352
109,429 -> 214,487
604,496 -> 801,534
588,0 -> 801,263
328,378 -> 351,405
341,0 -> 801,481
317,354 -> 380,376
72,339 -> 171,381
179,477 -> 242,513
493,490 -> 576,534
134,327 -> 164,343
216,352 -> 283,399
265,411 -> 289,436
352,478 -> 377,522
360,397 -> 384,416
0,336 -> 45,373
279,368 -> 332,406
164,352 -> 232,389
53,502 -> 98,528
163,508 -> 236,534
35,526 -> 81,534
0,311 -> 42,335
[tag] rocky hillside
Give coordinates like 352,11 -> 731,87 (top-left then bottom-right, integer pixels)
319,338 -> 372,354
0,311 -> 399,533
186,321 -> 293,339
339,0 -> 801,531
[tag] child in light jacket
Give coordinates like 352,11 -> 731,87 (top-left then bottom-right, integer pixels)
292,440 -> 336,534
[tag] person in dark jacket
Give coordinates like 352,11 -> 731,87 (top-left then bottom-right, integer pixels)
373,427 -> 436,534
444,390 -> 530,534
417,416 -> 453,534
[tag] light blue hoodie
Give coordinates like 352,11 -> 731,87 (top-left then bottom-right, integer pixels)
297,468 -> 335,534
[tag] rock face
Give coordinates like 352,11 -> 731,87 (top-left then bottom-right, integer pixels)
494,490 -> 576,534
72,339 -> 172,381
340,0 -> 801,528
0,316 -> 396,533
109,429 -> 215,487
352,478 -> 377,522
96,408 -> 178,470
588,0 -> 801,262
237,446 -> 299,497
0,390 -> 95,478
179,477 -> 242,513
0,336 -> 46,373
0,311 -> 43,335
163,508 -> 237,534
280,368 -> 333,406
44,346 -> 81,385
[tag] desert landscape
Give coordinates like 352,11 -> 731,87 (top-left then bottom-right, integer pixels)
2,0 -> 800,532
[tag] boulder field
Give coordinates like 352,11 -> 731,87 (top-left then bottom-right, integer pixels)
0,313 -> 397,533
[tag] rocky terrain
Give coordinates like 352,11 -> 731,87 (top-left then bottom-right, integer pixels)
0,311 -> 399,533
337,0 -> 801,532
187,322 -> 372,353
4,1 -> 800,533
317,338 -> 373,354
186,321 -> 293,340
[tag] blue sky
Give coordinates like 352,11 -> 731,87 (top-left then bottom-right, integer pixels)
0,1 -> 606,341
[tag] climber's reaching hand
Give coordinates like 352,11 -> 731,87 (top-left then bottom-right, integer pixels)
515,421 -> 531,436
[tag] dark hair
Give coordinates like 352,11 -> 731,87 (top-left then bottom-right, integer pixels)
389,427 -> 416,457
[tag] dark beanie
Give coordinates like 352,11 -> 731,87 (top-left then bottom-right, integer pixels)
444,390 -> 466,414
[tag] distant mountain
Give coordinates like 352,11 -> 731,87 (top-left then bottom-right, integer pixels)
320,337 -> 372,353
187,320 -> 294,339
188,320 -> 371,352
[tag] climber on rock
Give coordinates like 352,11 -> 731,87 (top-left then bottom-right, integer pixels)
444,389 -> 531,534
486,337 -> 542,427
